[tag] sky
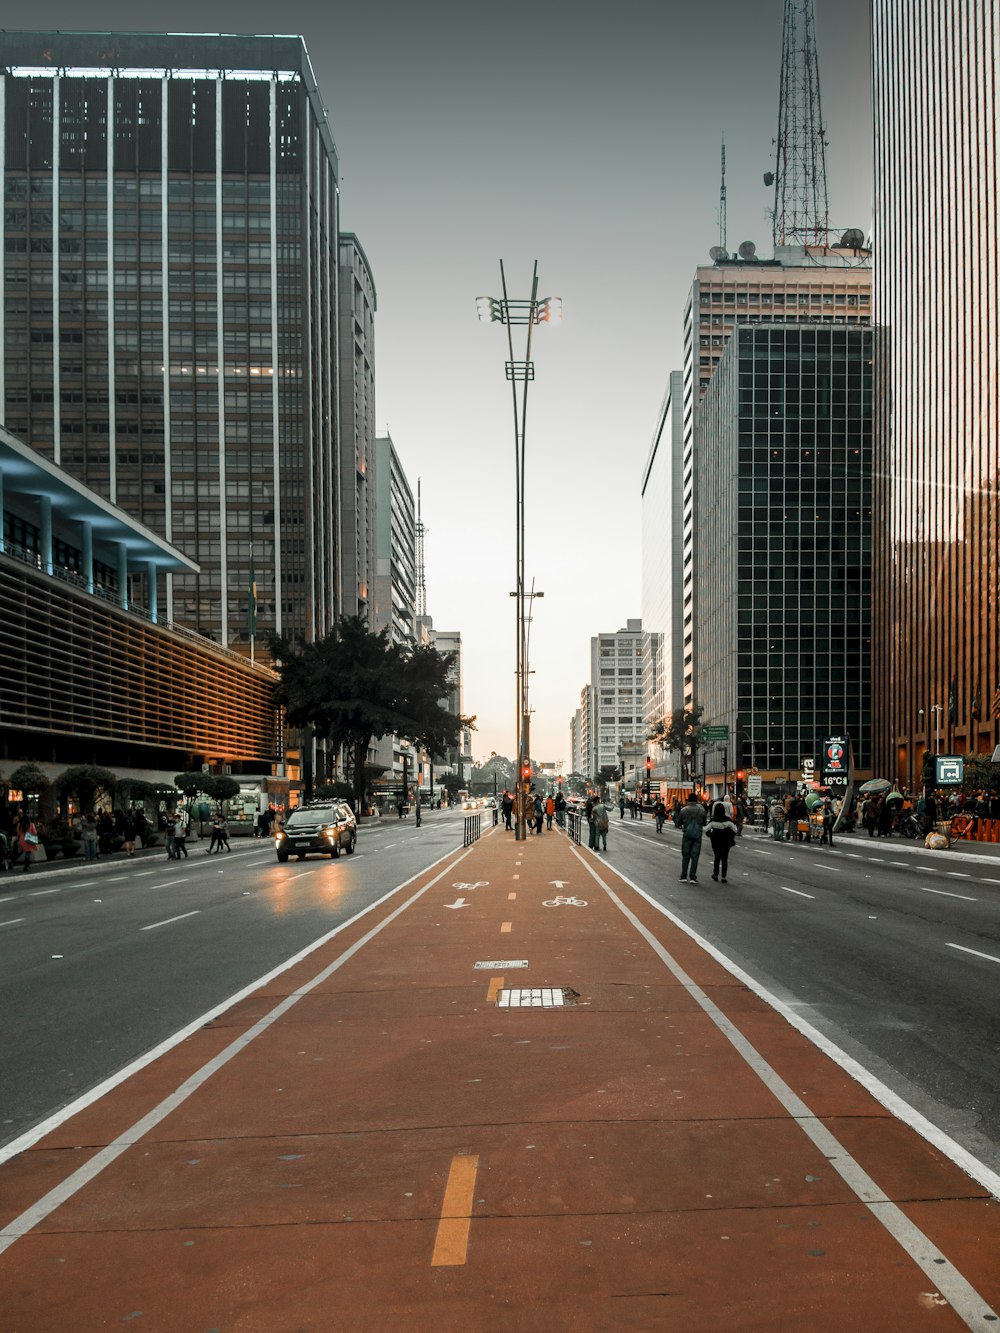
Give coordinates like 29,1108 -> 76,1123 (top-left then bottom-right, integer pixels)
11,0 -> 873,767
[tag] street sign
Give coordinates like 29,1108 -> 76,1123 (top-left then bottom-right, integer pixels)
935,755 -> 964,786
702,725 -> 730,742
747,775 -> 762,797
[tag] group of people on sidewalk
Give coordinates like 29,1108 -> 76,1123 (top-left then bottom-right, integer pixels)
676,792 -> 739,883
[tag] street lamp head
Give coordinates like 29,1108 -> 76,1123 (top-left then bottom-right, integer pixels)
534,296 -> 563,324
476,296 -> 504,323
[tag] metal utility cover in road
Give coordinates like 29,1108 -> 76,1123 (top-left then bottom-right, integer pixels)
497,988 -> 567,1008
474,960 -> 528,969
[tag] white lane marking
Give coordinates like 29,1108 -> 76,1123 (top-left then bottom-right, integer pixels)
756,850 -> 772,856
811,863 -> 836,872
156,879 -> 189,889
845,853 -> 862,859
911,886 -> 978,901
576,853 -> 1000,1323
982,878 -> 1000,885
135,871 -> 156,877
947,872 -> 972,879
888,862 -> 908,867
104,876 -> 129,883
0,837 -> 474,1246
28,889 -> 60,897
947,943 -> 1000,966
777,884 -> 815,899
0,918 -> 25,928
72,880 -> 100,887
869,857 -> 885,862
140,910 -> 200,932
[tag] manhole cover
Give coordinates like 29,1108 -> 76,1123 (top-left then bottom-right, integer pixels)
496,987 -> 579,1008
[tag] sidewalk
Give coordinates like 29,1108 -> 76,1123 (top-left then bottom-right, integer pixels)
1,826 -> 998,1330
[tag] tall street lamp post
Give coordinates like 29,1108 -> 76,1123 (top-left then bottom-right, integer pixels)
477,263 -> 561,840
931,703 -> 943,757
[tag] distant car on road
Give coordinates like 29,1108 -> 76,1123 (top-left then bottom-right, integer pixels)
275,802 -> 357,861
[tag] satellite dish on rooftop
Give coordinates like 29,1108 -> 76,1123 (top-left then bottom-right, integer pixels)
709,246 -> 729,262
839,227 -> 865,249
738,240 -> 757,260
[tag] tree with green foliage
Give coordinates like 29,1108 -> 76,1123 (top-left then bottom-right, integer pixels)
272,616 -> 468,811
54,764 -> 117,814
650,704 -> 705,781
6,762 -> 51,808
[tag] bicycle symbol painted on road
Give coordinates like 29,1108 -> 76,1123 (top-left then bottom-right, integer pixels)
542,894 -> 588,908
452,881 -> 490,891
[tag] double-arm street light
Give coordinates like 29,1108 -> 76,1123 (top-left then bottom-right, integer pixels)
477,262 -> 561,840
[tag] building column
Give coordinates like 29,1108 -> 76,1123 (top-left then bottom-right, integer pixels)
0,468 -> 5,552
81,520 -> 94,593
117,542 -> 128,611
39,495 -> 52,574
146,560 -> 158,623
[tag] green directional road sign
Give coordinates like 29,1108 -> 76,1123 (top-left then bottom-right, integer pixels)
701,725 -> 730,742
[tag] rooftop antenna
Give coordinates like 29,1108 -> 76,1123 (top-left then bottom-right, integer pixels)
769,0 -> 830,247
719,137 -> 727,254
415,479 -> 427,618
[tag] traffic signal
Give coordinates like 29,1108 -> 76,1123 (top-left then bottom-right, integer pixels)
645,757 -> 652,773
735,769 -> 746,795
476,296 -> 504,323
521,760 -> 531,788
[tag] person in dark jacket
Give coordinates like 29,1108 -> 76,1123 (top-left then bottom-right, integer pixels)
705,802 -> 738,883
678,793 -> 707,882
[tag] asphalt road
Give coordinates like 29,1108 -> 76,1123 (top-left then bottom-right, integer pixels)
5,804 -> 1000,1191
0,808 -> 471,1152
605,814 -> 1000,1177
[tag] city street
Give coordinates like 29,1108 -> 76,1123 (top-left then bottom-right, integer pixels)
0,810 -> 468,1153
608,816 -> 1000,1177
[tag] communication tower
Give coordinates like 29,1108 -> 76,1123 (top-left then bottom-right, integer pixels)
769,0 -> 829,246
415,479 -> 427,618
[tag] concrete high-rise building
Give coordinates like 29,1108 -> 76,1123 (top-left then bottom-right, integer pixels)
695,323 -> 873,784
642,370 -> 684,769
338,232 -> 376,621
429,628 -> 472,784
372,433 -> 416,650
872,4 -> 1000,786
569,706 -> 584,779
679,251 -> 872,709
588,620 -> 646,779
0,32 -> 342,656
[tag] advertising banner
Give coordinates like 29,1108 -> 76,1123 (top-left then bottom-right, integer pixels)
821,735 -> 851,788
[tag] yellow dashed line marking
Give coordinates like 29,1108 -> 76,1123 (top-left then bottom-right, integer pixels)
431,1154 -> 479,1266
501,921 -> 513,934
508,892 -> 517,901
486,975 -> 504,1003
513,874 -> 520,880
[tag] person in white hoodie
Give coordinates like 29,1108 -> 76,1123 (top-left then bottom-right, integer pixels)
705,801 -> 738,883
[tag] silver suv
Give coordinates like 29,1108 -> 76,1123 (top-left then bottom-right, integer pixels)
275,802 -> 357,861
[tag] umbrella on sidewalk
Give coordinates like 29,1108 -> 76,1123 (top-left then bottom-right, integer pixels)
859,778 -> 891,794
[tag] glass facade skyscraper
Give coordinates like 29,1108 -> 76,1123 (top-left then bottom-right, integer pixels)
0,32 -> 342,658
872,4 -> 999,785
696,324 -> 873,777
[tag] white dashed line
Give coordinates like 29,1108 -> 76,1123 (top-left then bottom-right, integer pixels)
141,910 -> 201,932
914,886 -> 977,901
27,888 -> 60,897
776,884 -> 815,899
946,943 -> 1000,966
0,918 -> 25,928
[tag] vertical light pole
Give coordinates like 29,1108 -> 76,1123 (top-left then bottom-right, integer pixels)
931,703 -> 943,764
477,264 -> 561,841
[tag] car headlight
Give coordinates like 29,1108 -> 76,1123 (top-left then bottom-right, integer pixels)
275,832 -> 286,844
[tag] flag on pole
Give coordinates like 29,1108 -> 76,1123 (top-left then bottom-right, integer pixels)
992,682 -> 1000,720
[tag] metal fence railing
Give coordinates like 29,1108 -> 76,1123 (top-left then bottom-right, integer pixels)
567,811 -> 583,845
463,813 -> 481,847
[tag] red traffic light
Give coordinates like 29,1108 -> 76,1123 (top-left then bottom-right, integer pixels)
736,769 -> 746,781
645,757 -> 652,772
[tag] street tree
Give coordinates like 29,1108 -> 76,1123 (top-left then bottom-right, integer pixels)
272,616 -> 467,811
54,764 -> 117,814
650,705 -> 704,781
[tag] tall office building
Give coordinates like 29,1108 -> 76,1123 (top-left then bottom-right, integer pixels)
679,251 -> 872,709
429,628 -> 472,783
872,4 -> 999,785
696,323 -> 873,780
642,370 -> 684,742
587,620 -> 646,779
338,231 -> 376,621
0,32 -> 342,656
372,433 -> 416,650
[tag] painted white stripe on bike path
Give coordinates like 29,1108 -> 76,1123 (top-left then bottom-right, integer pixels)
0,918 -> 25,928
578,852 -> 1000,1327
0,839 -> 474,1252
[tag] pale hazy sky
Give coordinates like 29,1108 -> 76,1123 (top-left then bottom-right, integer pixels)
11,0 -> 873,767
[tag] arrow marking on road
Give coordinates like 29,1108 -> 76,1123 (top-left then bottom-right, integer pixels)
444,898 -> 468,910
549,880 -> 570,888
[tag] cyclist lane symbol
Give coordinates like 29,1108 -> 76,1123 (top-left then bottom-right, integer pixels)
542,894 -> 588,908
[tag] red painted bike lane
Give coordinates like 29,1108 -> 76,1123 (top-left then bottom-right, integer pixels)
1,826 -> 998,1330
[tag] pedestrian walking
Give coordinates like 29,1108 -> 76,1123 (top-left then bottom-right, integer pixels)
164,811 -> 178,859
545,794 -> 555,830
208,813 -> 230,853
16,810 -> 38,872
174,805 -> 190,858
768,798 -> 785,842
653,797 -> 667,832
619,794 -> 626,820
501,790 -> 513,831
121,808 -> 138,857
585,795 -> 598,849
706,801 -> 738,882
593,797 -> 609,852
677,792 -> 707,882
81,811 -> 99,863
819,795 -> 836,846
554,790 -> 566,829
